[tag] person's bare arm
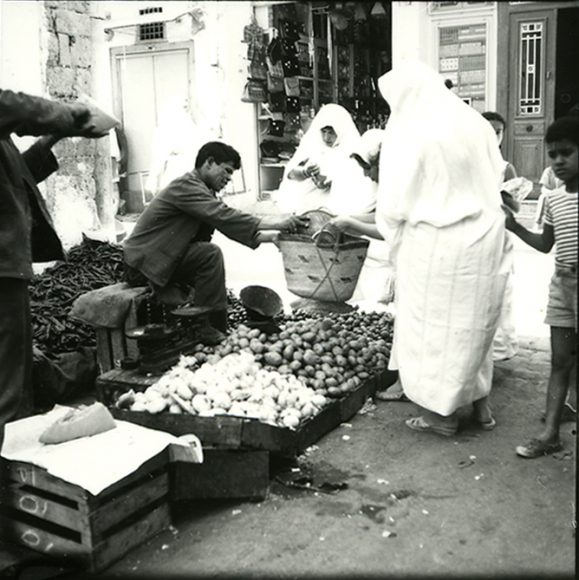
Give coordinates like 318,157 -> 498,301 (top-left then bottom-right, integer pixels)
504,207 -> 554,253
329,215 -> 384,240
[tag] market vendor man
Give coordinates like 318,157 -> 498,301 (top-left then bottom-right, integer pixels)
1,88 -> 107,453
123,141 -> 308,343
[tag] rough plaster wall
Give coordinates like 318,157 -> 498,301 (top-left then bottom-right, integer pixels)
43,0 -> 111,249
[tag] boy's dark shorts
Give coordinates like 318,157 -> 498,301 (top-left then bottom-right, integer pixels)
545,263 -> 577,329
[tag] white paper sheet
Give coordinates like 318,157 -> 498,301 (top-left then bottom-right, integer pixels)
1,406 -> 201,496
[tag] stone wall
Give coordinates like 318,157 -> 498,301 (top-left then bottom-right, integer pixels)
42,0 -> 114,248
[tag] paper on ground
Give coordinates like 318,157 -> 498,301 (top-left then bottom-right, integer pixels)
1,405 -> 201,496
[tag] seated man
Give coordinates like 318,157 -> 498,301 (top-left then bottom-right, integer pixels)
123,141 -> 307,343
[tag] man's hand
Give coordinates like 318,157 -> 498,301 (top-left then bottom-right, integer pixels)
278,214 -> 310,233
69,103 -> 110,139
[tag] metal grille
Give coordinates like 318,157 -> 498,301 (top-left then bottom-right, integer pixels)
139,21 -> 165,41
518,22 -> 543,115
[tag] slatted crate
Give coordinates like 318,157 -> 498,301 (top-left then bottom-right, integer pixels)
0,451 -> 171,573
96,367 -> 395,456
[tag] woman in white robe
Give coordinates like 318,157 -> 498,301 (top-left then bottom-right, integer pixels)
326,129 -> 396,304
275,104 -> 359,214
375,61 -> 510,436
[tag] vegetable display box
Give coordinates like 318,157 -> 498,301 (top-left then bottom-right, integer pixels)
172,449 -> 270,501
0,451 -> 170,573
96,368 -> 390,456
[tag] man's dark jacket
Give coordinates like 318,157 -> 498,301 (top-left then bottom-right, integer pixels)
0,89 -> 80,279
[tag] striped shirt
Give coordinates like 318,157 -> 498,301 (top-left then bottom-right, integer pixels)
544,187 -> 578,266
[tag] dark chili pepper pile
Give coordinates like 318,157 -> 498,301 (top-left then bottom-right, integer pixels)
30,235 -> 124,357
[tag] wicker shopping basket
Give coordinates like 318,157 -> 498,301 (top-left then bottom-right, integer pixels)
278,232 -> 369,302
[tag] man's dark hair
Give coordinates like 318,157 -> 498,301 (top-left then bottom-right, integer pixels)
195,141 -> 241,170
444,78 -> 453,90
481,111 -> 506,128
545,116 -> 579,146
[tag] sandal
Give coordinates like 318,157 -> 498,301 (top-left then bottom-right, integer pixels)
375,390 -> 409,402
515,438 -> 563,459
375,380 -> 409,402
405,416 -> 456,437
473,415 -> 497,431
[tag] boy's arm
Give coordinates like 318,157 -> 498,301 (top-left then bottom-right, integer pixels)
504,207 -> 555,253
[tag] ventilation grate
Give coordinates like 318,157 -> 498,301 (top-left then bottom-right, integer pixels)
138,21 -> 165,41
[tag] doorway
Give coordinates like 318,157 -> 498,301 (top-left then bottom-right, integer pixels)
555,6 -> 579,118
111,42 -> 195,212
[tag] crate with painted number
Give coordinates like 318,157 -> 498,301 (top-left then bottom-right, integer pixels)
0,450 -> 171,573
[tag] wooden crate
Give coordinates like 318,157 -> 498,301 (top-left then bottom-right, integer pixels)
96,368 -> 380,456
172,449 -> 269,501
96,327 -> 139,374
0,451 -> 171,573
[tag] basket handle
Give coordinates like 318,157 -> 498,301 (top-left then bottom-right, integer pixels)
312,224 -> 341,250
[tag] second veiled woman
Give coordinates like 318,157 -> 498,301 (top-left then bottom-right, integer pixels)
375,61 -> 510,436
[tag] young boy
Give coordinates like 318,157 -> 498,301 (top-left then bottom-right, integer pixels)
482,111 -> 517,182
504,116 -> 578,458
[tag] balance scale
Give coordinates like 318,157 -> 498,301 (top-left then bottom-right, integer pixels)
125,305 -> 214,374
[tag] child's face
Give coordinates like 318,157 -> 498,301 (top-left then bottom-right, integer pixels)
547,139 -> 579,186
488,119 -> 505,146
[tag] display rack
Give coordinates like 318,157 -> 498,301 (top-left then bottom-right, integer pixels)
254,2 -> 392,199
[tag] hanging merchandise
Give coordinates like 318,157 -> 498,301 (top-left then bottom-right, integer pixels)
281,39 -> 301,77
266,56 -> 285,79
243,17 -> 262,44
267,33 -> 283,65
249,53 -> 268,80
284,77 -> 300,97
260,139 -> 281,160
267,74 -> 285,93
269,92 -> 286,113
241,80 -> 267,103
279,18 -> 302,40
283,112 -> 301,132
266,119 -> 286,137
285,96 -> 300,113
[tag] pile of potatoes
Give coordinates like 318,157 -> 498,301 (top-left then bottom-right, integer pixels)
193,310 -> 393,399
116,351 -> 328,429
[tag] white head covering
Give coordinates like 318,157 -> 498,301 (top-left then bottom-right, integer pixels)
375,60 -> 504,245
328,128 -> 386,215
277,104 -> 359,213
282,103 -> 359,176
353,128 -> 385,166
